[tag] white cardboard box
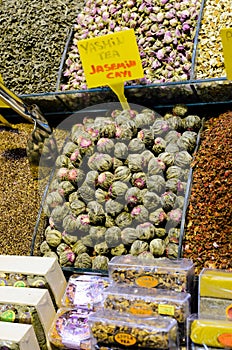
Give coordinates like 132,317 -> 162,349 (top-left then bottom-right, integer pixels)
0,322 -> 40,350
0,286 -> 56,350
0,255 -> 67,307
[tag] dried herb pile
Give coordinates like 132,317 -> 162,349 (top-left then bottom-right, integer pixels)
0,124 -> 40,255
0,0 -> 84,95
183,111 -> 232,273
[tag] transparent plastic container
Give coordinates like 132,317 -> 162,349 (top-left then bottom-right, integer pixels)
48,307 -> 92,350
62,274 -> 110,309
187,314 -> 232,349
108,255 -> 194,293
89,309 -> 179,350
198,268 -> 232,320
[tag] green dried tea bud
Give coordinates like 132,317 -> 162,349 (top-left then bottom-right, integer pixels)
115,211 -> 132,228
127,154 -> 143,172
172,104 -> 188,117
152,118 -> 170,136
154,227 -> 166,238
149,208 -> 167,226
74,253 -> 92,268
130,240 -> 149,255
45,191 -> 64,210
46,229 -> 62,247
166,178 -> 181,193
105,214 -> 115,228
78,183 -> 95,202
62,141 -> 78,156
161,191 -> 177,212
88,153 -> 113,171
87,201 -> 105,225
58,181 -> 76,198
167,116 -> 182,131
152,137 -> 167,155
143,191 -> 161,210
49,178 -> 60,192
62,232 -> 78,245
158,152 -> 175,167
134,112 -> 154,128
128,138 -> 145,153
148,157 -> 166,175
111,244 -> 127,256
44,251 -> 58,259
78,137 -> 94,156
131,205 -> 149,222
168,228 -> 180,244
70,199 -> 86,216
114,166 -> 131,182
116,123 -> 136,140
121,228 -> 138,245
174,196 -> 185,209
166,166 -> 183,180
164,130 -> 181,144
59,250 -> 75,266
138,251 -> 156,261
89,226 -> 106,243
136,222 -> 155,240
182,115 -> 201,131
112,157 -> 124,169
56,154 -> 73,168
97,172 -> 114,190
92,255 -> 109,270
40,241 -> 51,255
125,187 -> 142,207
146,175 -> 165,193
97,138 -> 115,153
69,191 -> 80,204
177,131 -> 197,152
150,238 -> 165,256
105,226 -> 121,247
72,240 -> 88,255
94,241 -> 109,255
174,151 -> 192,168
109,181 -> 128,199
76,214 -> 90,232
95,188 -> 108,203
85,171 -> 98,188
131,172 -> 146,189
81,234 -> 94,247
114,142 -> 128,160
99,122 -> 116,138
166,243 -> 178,258
50,203 -> 71,228
57,243 -> 72,256
105,199 -> 124,217
63,215 -> 78,234
138,129 -> 154,148
165,142 -> 180,153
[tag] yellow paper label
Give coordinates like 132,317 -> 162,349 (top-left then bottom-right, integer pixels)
14,281 -> 26,287
135,275 -> 159,288
158,304 -> 175,316
115,332 -> 137,346
220,28 -> 232,80
129,302 -> 153,316
77,29 -> 144,88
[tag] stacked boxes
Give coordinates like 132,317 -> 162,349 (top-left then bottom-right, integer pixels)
0,322 -> 40,350
89,255 -> 195,349
187,268 -> 232,349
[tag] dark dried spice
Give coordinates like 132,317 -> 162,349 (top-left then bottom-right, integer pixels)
183,111 -> 232,273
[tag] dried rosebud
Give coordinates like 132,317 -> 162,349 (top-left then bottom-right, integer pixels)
70,149 -> 82,167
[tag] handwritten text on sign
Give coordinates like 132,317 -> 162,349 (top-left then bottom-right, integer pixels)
220,28 -> 232,80
77,29 -> 144,88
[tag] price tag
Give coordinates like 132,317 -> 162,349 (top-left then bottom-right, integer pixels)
77,29 -> 144,109
220,28 -> 232,80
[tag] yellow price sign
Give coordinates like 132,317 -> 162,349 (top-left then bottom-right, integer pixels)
77,29 -> 144,109
220,28 -> 232,80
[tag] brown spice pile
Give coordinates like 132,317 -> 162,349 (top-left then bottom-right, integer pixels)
183,111 -> 232,273
0,124 -> 40,255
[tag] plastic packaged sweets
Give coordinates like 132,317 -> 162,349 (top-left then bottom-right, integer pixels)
0,255 -> 67,308
62,274 -> 110,309
198,268 -> 232,320
48,307 -> 93,349
108,255 -> 194,293
0,322 -> 40,350
89,309 -> 179,349
187,314 -> 232,349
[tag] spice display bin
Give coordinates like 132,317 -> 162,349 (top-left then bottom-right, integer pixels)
89,309 -> 179,350
198,268 -> 232,320
0,322 -> 40,350
187,314 -> 232,349
108,255 -> 195,293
